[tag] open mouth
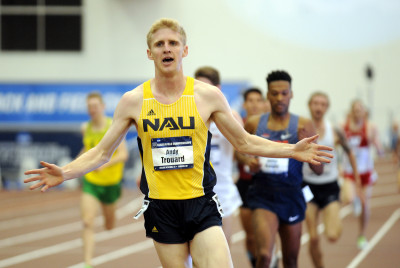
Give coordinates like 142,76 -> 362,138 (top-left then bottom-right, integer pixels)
162,57 -> 174,63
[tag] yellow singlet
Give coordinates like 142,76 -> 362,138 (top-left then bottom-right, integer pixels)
137,77 -> 216,200
83,117 -> 125,186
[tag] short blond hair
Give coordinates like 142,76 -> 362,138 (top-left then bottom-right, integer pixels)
146,18 -> 186,48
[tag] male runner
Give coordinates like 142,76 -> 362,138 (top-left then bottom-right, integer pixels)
194,66 -> 243,247
303,91 -> 359,267
79,92 -> 128,268
235,87 -> 264,267
24,19 -> 332,268
246,70 -> 323,268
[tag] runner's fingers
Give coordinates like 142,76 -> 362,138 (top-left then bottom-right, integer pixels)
24,175 -> 43,183
41,185 -> 49,193
29,180 -> 46,190
307,134 -> 319,143
315,156 -> 331,163
317,144 -> 333,151
24,168 -> 44,175
309,159 -> 321,165
318,151 -> 334,159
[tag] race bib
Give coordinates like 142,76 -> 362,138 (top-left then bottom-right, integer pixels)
259,157 -> 289,174
151,136 -> 194,171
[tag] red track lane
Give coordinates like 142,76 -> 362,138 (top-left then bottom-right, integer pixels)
0,158 -> 399,268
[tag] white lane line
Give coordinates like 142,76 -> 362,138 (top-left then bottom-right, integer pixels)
3,193 -> 398,268
67,195 -> 400,267
68,240 -> 154,268
231,230 -> 245,244
0,208 -> 78,231
0,196 -> 143,248
0,220 -> 144,267
347,208 -> 400,268
230,195 -> 400,247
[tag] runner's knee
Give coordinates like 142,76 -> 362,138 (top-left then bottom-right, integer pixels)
325,228 -> 341,242
82,217 -> 95,229
309,235 -> 319,247
256,248 -> 272,267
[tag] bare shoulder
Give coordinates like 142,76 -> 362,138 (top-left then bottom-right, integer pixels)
298,116 -> 313,129
114,84 -> 144,122
193,79 -> 224,102
193,79 -> 229,124
121,84 -> 144,105
298,116 -> 316,139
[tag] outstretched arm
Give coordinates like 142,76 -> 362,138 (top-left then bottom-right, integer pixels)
95,139 -> 129,171
24,90 -> 138,192
208,88 -> 333,164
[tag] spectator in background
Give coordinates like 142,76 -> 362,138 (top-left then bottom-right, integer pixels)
79,92 -> 128,268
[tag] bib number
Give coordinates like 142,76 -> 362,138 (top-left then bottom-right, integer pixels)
151,136 -> 194,171
259,157 -> 289,174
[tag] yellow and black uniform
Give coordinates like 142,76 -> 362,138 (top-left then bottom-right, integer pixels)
137,77 -> 222,243
82,117 -> 124,204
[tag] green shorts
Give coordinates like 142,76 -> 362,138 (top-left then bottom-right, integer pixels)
82,178 -> 121,204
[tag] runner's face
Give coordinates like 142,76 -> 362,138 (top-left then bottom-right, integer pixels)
243,92 -> 264,117
87,97 -> 105,120
352,102 -> 366,121
147,28 -> 188,74
309,95 -> 329,120
267,81 -> 292,116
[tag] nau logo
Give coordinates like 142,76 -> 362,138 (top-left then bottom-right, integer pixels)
152,226 -> 158,232
143,117 -> 195,132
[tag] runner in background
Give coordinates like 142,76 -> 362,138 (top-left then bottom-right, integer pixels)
235,87 -> 264,267
80,92 -> 128,268
341,99 -> 384,249
303,91 -> 359,267
194,66 -> 243,246
246,70 -> 324,268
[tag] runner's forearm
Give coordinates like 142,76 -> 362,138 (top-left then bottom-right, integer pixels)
237,134 -> 294,159
61,147 -> 109,180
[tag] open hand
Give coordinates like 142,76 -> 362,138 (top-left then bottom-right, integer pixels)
293,135 -> 333,165
24,161 -> 64,192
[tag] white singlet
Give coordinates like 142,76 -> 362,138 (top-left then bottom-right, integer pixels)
209,122 -> 242,216
303,120 -> 338,184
